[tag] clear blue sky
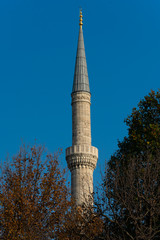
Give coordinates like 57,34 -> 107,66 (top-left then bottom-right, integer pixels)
0,0 -> 160,185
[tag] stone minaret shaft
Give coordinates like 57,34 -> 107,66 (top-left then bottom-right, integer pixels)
66,11 -> 98,205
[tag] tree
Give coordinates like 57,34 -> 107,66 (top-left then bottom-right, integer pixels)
102,151 -> 160,240
114,90 -> 160,159
0,144 -> 105,240
97,90 -> 160,239
0,144 -> 71,240
58,204 -> 104,240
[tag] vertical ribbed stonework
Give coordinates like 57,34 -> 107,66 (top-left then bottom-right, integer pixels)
66,10 -> 98,205
72,92 -> 91,146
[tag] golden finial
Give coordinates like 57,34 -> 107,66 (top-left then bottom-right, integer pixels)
79,9 -> 83,28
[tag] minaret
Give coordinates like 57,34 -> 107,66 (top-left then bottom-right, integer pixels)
66,10 -> 98,205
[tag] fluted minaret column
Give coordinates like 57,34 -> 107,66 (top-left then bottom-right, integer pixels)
66,10 -> 98,205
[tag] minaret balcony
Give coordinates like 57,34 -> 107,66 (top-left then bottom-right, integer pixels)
66,145 -> 98,158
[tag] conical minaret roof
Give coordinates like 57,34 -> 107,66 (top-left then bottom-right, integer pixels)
72,10 -> 90,93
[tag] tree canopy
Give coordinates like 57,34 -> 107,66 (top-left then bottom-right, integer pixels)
0,144 -> 71,240
117,90 -> 160,156
99,90 -> 160,240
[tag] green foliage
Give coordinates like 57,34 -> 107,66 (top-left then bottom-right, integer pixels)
125,90 -> 160,151
102,90 -> 160,240
110,90 -> 160,167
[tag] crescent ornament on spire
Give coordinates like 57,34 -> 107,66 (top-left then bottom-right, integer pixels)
79,9 -> 83,28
